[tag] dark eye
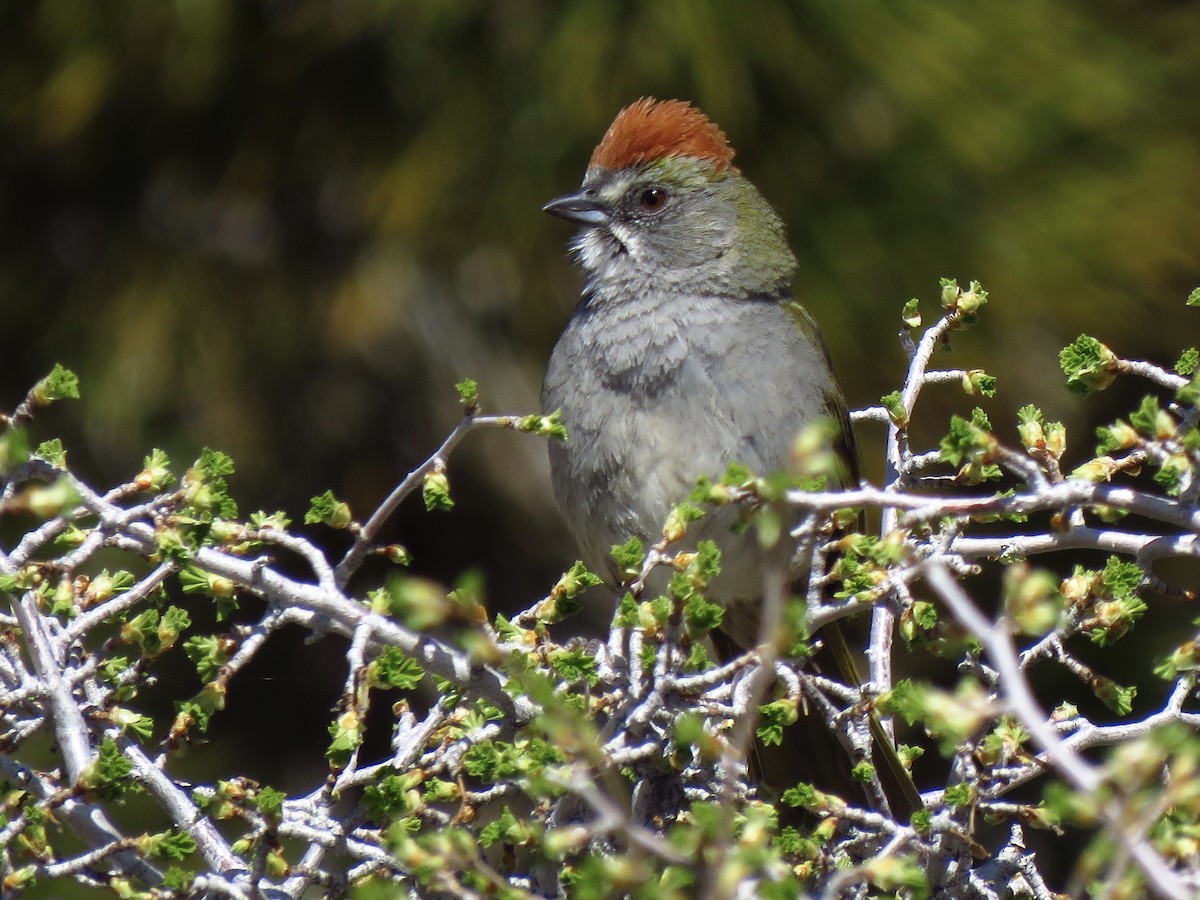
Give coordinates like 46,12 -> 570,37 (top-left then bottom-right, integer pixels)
638,187 -> 668,211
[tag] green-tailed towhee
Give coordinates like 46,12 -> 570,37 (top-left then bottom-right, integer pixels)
541,98 -> 915,812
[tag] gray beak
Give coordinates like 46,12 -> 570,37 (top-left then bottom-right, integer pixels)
542,190 -> 609,226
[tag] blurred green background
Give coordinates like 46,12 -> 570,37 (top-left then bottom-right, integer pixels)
3,0 -> 1200,880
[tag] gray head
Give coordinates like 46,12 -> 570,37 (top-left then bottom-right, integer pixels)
544,98 -> 797,298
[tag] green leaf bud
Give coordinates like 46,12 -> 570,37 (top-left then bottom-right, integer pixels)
30,364 -> 80,406
305,489 -> 353,527
1059,335 -> 1118,394
422,470 -> 454,511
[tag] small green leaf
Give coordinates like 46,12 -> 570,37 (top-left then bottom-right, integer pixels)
122,609 -> 161,652
195,448 -> 235,479
1091,676 -> 1136,715
173,694 -> 219,735
939,408 -> 999,483
80,739 -> 137,800
898,743 -> 925,771
866,855 -> 932,896
516,410 -> 568,440
455,378 -> 479,408
422,779 -> 459,804
901,298 -> 921,328
84,569 -> 136,604
1059,335 -> 1118,394
959,280 -> 988,315
552,560 -> 602,601
326,710 -> 364,766
939,277 -> 960,308
876,679 -> 929,726
377,543 -> 412,565
370,646 -> 425,691
19,477 -> 80,519
773,826 -> 807,856
1101,556 -> 1144,600
448,569 -> 485,616
1095,419 -> 1139,454
422,470 -> 454,511
493,613 -> 524,644
1178,372 -> 1200,406
305,489 -> 353,528
183,635 -> 229,682
648,596 -> 672,626
683,642 -> 711,671
611,537 -> 645,578
851,761 -> 876,784
180,566 -> 237,600
2,867 -> 37,891
548,648 -> 599,685
1016,404 -> 1047,453
1003,564 -> 1061,636
163,868 -> 194,891
249,509 -> 291,530
668,541 -> 722,605
781,783 -> 831,813
662,502 -> 704,543
255,786 -> 286,817
880,390 -> 907,427
181,449 -> 238,519
938,278 -> 988,319
614,593 -> 640,628
0,427 -> 31,472
100,656 -> 132,684
30,364 -> 80,405
479,806 -> 533,848
1187,287 -> 1200,307
756,699 -> 798,746
159,606 -> 191,650
682,594 -> 723,640
362,770 -> 420,820
541,561 -> 600,623
110,707 -> 155,741
1087,593 -> 1148,646
1175,348 -> 1199,376
1017,404 -> 1043,427
143,830 -> 198,861
385,575 -> 450,630
33,438 -> 67,468
720,461 -> 755,486
690,475 -> 730,505
1036,412 -> 1065,458
1129,395 -> 1173,439
961,370 -> 997,398
1155,640 -> 1200,681
138,449 -> 175,490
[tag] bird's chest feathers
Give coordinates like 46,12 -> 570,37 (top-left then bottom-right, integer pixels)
575,289 -> 734,393
557,297 -> 749,510
574,296 -> 728,421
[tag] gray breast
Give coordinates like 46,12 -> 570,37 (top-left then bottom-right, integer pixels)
543,291 -> 837,602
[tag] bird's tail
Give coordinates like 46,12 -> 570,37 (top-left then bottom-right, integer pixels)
709,622 -> 922,821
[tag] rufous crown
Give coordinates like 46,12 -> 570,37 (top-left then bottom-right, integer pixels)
588,97 -> 737,173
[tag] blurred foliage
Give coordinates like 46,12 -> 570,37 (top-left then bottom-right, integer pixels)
3,0 -> 1200,609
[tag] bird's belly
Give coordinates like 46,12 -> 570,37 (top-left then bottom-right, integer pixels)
550,390 -> 772,604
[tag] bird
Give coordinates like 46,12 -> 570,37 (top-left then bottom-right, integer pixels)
541,98 -> 916,815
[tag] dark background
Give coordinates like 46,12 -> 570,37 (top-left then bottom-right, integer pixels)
3,0 -> 1200,887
